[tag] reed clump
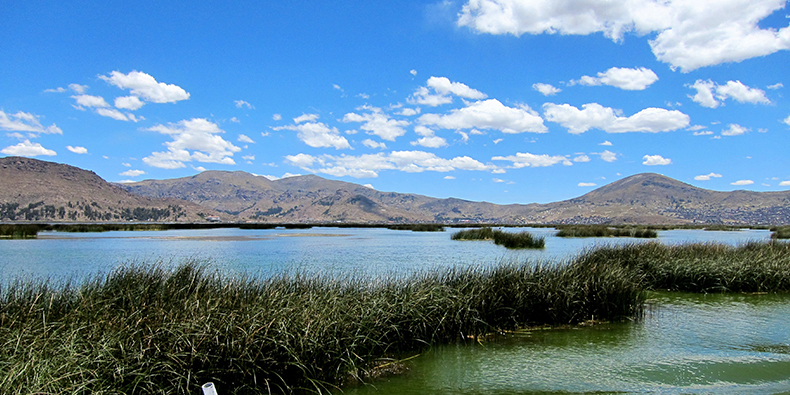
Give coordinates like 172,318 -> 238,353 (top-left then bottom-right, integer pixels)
771,226 -> 790,239
575,240 -> 790,293
555,225 -> 658,238
451,227 -> 545,249
387,224 -> 445,232
0,256 -> 641,394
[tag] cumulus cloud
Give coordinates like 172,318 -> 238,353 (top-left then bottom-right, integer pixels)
784,115 -> 790,127
574,67 -> 658,90
642,154 -> 672,166
731,179 -> 755,186
780,180 -> 790,186
362,139 -> 387,149
343,106 -> 410,141
420,99 -> 547,134
120,169 -> 146,177
235,100 -> 254,109
72,94 -> 110,108
689,80 -> 771,108
69,84 -> 88,94
457,0 -> 790,72
573,154 -> 590,162
285,151 -> 494,178
66,146 -> 88,154
115,96 -> 145,111
0,110 -> 63,136
694,172 -> 723,181
143,118 -> 242,169
1,140 -> 56,156
543,103 -> 689,134
599,140 -> 613,146
532,83 -> 561,96
272,114 -> 282,121
693,130 -> 714,136
237,134 -> 255,144
273,118 -> 351,150
398,107 -> 421,116
722,124 -> 750,136
408,76 -> 487,106
100,71 -> 190,103
598,150 -> 617,162
578,182 -> 597,187
492,152 -> 572,168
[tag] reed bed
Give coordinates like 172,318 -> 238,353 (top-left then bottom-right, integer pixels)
0,257 -> 641,394
386,224 -> 445,232
555,225 -> 658,238
771,226 -> 790,239
451,227 -> 545,249
576,241 -> 790,293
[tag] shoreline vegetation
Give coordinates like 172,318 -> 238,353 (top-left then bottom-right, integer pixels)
1,241 -> 789,394
555,225 -> 658,238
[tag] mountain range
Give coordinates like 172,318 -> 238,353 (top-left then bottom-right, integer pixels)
2,157 -> 789,225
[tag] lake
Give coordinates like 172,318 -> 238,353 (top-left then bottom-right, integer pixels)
1,227 -> 788,394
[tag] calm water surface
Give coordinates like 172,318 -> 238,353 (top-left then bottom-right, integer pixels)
1,227 -> 787,394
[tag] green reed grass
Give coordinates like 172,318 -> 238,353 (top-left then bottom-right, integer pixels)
555,225 -> 658,238
0,256 -> 641,394
451,227 -> 545,249
770,226 -> 790,239
575,241 -> 790,293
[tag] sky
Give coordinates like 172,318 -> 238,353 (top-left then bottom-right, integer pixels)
2,0 -> 789,204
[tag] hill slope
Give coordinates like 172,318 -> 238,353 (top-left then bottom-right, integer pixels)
0,157 -> 217,222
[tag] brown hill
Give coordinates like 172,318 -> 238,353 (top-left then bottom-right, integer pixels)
0,157 -> 218,222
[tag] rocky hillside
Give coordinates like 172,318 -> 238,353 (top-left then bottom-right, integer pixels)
0,157 -> 218,222
124,171 -> 790,225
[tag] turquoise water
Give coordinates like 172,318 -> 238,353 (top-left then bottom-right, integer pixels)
1,227 -> 787,394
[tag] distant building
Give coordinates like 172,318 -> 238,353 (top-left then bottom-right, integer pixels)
206,216 -> 221,222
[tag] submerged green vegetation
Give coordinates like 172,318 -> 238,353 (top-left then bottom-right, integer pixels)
451,227 -> 545,249
555,225 -> 658,238
1,240 -> 788,394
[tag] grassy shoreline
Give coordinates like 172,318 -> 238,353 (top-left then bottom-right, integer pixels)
2,240 -> 789,394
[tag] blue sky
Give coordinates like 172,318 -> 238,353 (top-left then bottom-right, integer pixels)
2,0 -> 789,204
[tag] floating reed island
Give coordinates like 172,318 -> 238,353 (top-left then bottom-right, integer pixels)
555,225 -> 658,238
2,240 -> 789,394
451,227 -> 546,249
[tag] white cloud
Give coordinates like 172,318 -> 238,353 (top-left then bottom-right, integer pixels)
411,136 -> 448,148
731,179 -> 754,186
575,67 -> 658,90
238,134 -> 255,144
457,0 -> 790,72
578,182 -> 597,187
598,150 -> 617,162
410,69 -> 418,76
689,80 -> 771,108
0,110 -> 63,136
273,120 -> 351,150
1,140 -> 56,156
69,83 -> 88,94
294,113 -> 320,124
285,151 -> 494,178
420,99 -> 547,134
408,76 -> 487,106
532,83 -> 561,96
599,140 -> 613,146
768,83 -> 784,90
143,118 -> 242,169
272,114 -> 282,121
242,155 -> 255,161
784,115 -> 790,127
444,175 -> 456,179
779,180 -> 790,186
642,154 -> 672,166
66,146 -> 88,154
115,96 -> 145,111
343,106 -> 410,141
695,172 -> 722,181
120,169 -> 146,177
722,124 -> 750,136
44,87 -> 66,93
398,107 -> 421,116
100,71 -> 190,103
693,130 -> 714,136
72,94 -> 110,108
96,108 -> 134,121
235,100 -> 254,109
573,154 -> 590,162
492,152 -> 572,168
362,139 -> 387,149
543,103 -> 689,134
427,76 -> 487,99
